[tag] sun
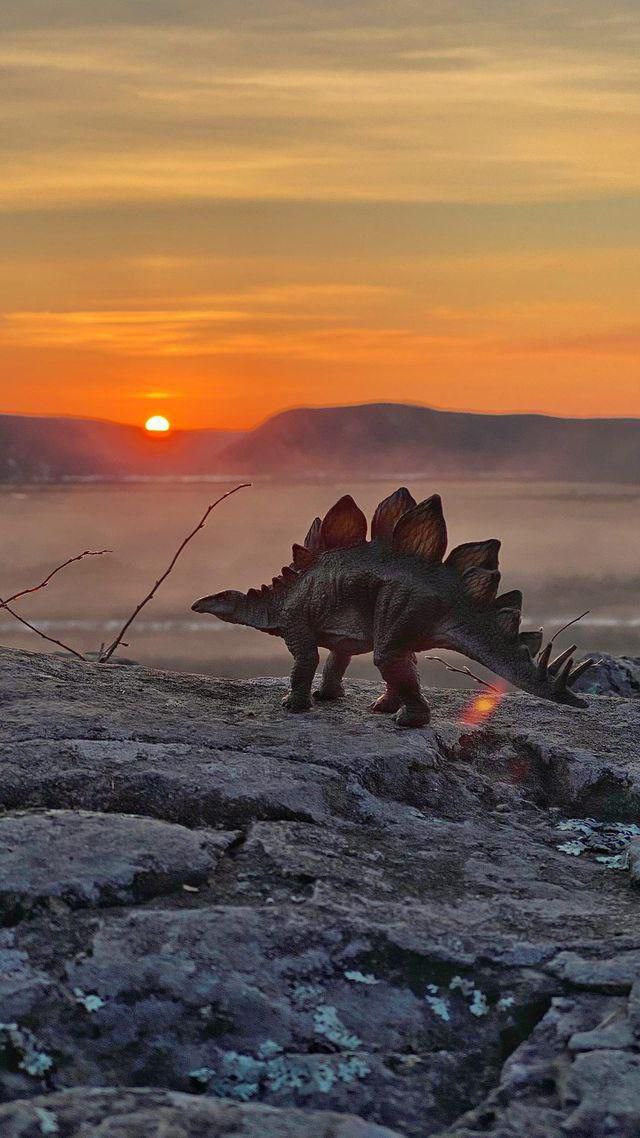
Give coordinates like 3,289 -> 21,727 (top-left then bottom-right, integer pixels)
145,414 -> 171,434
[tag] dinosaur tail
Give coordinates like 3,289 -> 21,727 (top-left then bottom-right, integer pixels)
446,625 -> 592,708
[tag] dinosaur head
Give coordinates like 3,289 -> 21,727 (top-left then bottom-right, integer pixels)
192,588 -> 282,633
192,590 -> 243,619
191,590 -> 272,627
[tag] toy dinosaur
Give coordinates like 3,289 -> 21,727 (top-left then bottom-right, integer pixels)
192,489 -> 593,727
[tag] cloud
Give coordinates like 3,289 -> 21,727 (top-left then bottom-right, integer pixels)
514,329 -> 640,356
2,301 -> 621,364
1,4 -> 640,208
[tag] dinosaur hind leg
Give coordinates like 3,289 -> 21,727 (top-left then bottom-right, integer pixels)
314,650 -> 351,701
370,654 -> 417,713
282,630 -> 319,712
370,683 -> 403,714
373,651 -> 430,728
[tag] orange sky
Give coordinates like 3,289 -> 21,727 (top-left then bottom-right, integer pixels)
1,2 -> 639,429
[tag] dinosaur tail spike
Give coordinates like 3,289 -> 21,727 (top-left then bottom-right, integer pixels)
530,640 -> 594,706
191,589 -> 280,632
371,487 -> 416,543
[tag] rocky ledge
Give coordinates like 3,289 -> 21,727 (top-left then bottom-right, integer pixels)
0,646 -> 639,1137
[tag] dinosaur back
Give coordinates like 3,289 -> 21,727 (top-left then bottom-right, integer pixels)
196,488 -> 525,657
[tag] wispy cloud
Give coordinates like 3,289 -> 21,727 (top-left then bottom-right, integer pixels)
515,329 -> 640,355
1,296 -> 624,364
1,6 -> 640,208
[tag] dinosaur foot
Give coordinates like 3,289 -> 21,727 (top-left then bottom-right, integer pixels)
282,693 -> 312,712
313,686 -> 345,702
370,694 -> 402,714
394,705 -> 431,729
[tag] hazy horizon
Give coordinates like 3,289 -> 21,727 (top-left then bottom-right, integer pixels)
2,480 -> 638,682
4,398 -> 640,435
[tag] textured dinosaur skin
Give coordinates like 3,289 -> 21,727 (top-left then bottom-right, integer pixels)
192,489 -> 593,727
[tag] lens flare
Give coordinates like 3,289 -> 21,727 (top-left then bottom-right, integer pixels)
459,684 -> 507,726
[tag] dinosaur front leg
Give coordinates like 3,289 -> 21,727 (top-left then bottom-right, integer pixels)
282,631 -> 319,712
373,651 -> 430,728
314,650 -> 351,701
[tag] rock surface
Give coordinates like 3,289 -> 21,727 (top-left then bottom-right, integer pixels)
0,809 -> 237,918
574,652 -> 640,698
0,1087 -> 402,1137
0,646 -> 639,1136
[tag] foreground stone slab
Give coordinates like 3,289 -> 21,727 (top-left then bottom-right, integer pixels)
0,809 -> 237,917
0,647 -> 639,1136
0,1087 -> 403,1137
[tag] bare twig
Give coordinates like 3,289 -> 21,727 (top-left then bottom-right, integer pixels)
99,483 -> 251,664
0,601 -> 86,660
547,610 -> 590,648
0,550 -> 110,608
423,655 -> 500,692
0,549 -> 111,660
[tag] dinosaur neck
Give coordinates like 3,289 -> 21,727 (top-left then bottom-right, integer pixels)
240,591 -> 284,631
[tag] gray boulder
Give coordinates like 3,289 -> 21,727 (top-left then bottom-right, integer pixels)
573,652 -> 640,697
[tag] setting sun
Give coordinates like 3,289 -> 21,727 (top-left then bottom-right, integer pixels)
145,415 -> 171,434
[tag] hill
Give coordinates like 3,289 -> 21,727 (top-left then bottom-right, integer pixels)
0,415 -> 241,481
1,404 -> 639,482
216,402 -> 640,482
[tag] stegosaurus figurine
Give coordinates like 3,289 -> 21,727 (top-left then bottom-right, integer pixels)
193,489 -> 593,727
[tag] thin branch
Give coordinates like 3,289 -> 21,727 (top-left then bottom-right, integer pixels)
423,655 -> 500,693
0,550 -> 110,608
548,610 -> 590,648
0,549 -> 111,660
0,602 -> 86,660
99,483 -> 251,663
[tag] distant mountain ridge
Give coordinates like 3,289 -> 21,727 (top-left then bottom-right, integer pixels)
217,403 -> 640,482
1,404 -> 639,483
0,415 -> 241,482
